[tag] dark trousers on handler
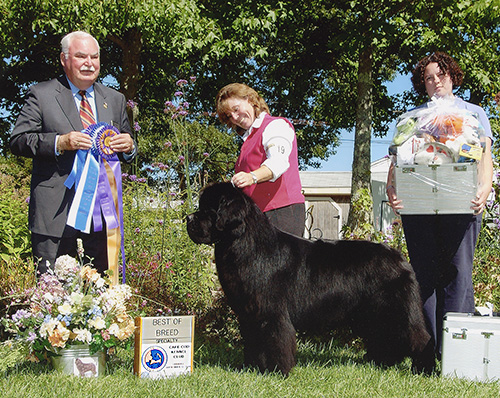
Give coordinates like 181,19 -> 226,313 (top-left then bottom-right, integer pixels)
402,214 -> 482,357
265,202 -> 306,238
32,225 -> 108,275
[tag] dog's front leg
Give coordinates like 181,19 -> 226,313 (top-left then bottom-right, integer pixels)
241,313 -> 297,376
238,318 -> 263,369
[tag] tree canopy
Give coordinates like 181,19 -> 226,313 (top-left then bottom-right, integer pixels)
1,0 -> 499,220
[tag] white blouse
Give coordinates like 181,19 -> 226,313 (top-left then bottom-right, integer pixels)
241,112 -> 295,182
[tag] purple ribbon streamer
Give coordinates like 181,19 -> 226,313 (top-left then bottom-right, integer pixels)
64,122 -> 127,283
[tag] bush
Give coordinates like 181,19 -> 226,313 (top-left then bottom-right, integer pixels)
0,157 -> 31,263
121,174 -> 217,314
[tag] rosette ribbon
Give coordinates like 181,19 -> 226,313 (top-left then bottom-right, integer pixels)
64,122 -> 126,284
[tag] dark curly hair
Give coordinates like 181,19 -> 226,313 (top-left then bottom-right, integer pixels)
411,52 -> 463,97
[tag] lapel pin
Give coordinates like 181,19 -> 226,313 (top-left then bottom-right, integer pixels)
103,102 -> 108,109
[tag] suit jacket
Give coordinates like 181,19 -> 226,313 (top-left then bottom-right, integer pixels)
10,76 -> 135,238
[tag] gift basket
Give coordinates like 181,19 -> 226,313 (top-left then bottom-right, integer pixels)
389,96 -> 485,215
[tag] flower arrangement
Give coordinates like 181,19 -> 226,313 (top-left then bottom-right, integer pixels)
1,242 -> 135,367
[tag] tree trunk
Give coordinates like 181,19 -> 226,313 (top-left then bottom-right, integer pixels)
346,43 -> 374,234
108,28 -> 142,101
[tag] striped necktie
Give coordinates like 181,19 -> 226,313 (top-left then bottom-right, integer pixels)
79,90 -> 96,129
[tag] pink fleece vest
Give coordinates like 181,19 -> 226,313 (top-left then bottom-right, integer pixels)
235,114 -> 304,212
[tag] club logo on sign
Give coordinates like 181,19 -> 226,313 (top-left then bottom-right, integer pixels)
142,346 -> 168,372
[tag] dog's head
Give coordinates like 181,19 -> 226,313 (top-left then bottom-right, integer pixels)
186,182 -> 257,244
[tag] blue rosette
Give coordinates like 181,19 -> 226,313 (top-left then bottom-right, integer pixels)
85,122 -> 120,160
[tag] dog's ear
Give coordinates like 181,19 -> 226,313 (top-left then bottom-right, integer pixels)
215,195 -> 247,238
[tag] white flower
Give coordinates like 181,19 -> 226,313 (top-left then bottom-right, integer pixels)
94,277 -> 106,289
54,255 -> 79,278
39,318 -> 58,338
70,292 -> 84,305
57,302 -> 72,315
43,292 -> 54,303
88,317 -> 106,330
108,323 -> 120,336
73,328 -> 93,344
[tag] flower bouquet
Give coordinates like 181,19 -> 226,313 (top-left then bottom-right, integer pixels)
1,244 -> 135,371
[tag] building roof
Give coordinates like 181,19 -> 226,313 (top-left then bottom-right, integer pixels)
299,157 -> 391,195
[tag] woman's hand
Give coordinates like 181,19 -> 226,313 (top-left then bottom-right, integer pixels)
471,186 -> 491,214
386,184 -> 403,215
231,166 -> 273,188
231,171 -> 255,188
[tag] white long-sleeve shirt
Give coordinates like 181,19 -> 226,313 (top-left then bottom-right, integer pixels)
240,112 -> 294,181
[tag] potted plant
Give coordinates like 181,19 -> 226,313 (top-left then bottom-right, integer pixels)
1,240 -> 135,376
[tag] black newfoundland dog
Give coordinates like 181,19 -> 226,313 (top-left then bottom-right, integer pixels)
187,182 -> 433,375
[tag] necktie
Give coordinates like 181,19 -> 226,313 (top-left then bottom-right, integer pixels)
79,90 -> 96,129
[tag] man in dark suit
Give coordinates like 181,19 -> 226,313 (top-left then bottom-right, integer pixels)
10,31 -> 136,274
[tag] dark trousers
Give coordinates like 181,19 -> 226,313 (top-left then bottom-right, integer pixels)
32,226 -> 108,275
402,214 -> 481,355
265,202 -> 306,237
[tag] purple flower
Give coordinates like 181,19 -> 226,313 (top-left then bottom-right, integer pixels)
174,91 -> 183,97
190,76 -> 196,82
129,175 -> 137,181
25,197 -> 30,204
127,100 -> 137,109
135,228 -> 141,234
178,155 -> 185,163
176,79 -> 188,87
178,110 -> 188,116
164,141 -> 172,148
12,309 -> 30,323
203,152 -> 209,157
182,102 -> 190,108
134,122 -> 141,132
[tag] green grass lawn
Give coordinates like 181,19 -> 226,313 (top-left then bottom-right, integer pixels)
1,339 -> 499,398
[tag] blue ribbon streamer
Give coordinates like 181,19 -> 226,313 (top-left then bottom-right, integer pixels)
64,123 -> 127,282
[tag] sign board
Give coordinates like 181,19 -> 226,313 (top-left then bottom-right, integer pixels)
134,315 -> 195,379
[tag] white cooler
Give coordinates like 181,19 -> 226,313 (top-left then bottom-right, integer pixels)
395,163 -> 477,215
442,312 -> 500,381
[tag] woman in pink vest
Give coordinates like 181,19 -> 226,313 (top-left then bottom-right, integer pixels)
216,83 -> 305,237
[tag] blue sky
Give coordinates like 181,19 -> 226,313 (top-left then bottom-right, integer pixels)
307,74 -> 411,171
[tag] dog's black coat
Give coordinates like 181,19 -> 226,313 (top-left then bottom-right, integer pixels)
187,182 -> 432,375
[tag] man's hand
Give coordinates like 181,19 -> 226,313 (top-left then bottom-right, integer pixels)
58,131 -> 92,152
109,133 -> 135,154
